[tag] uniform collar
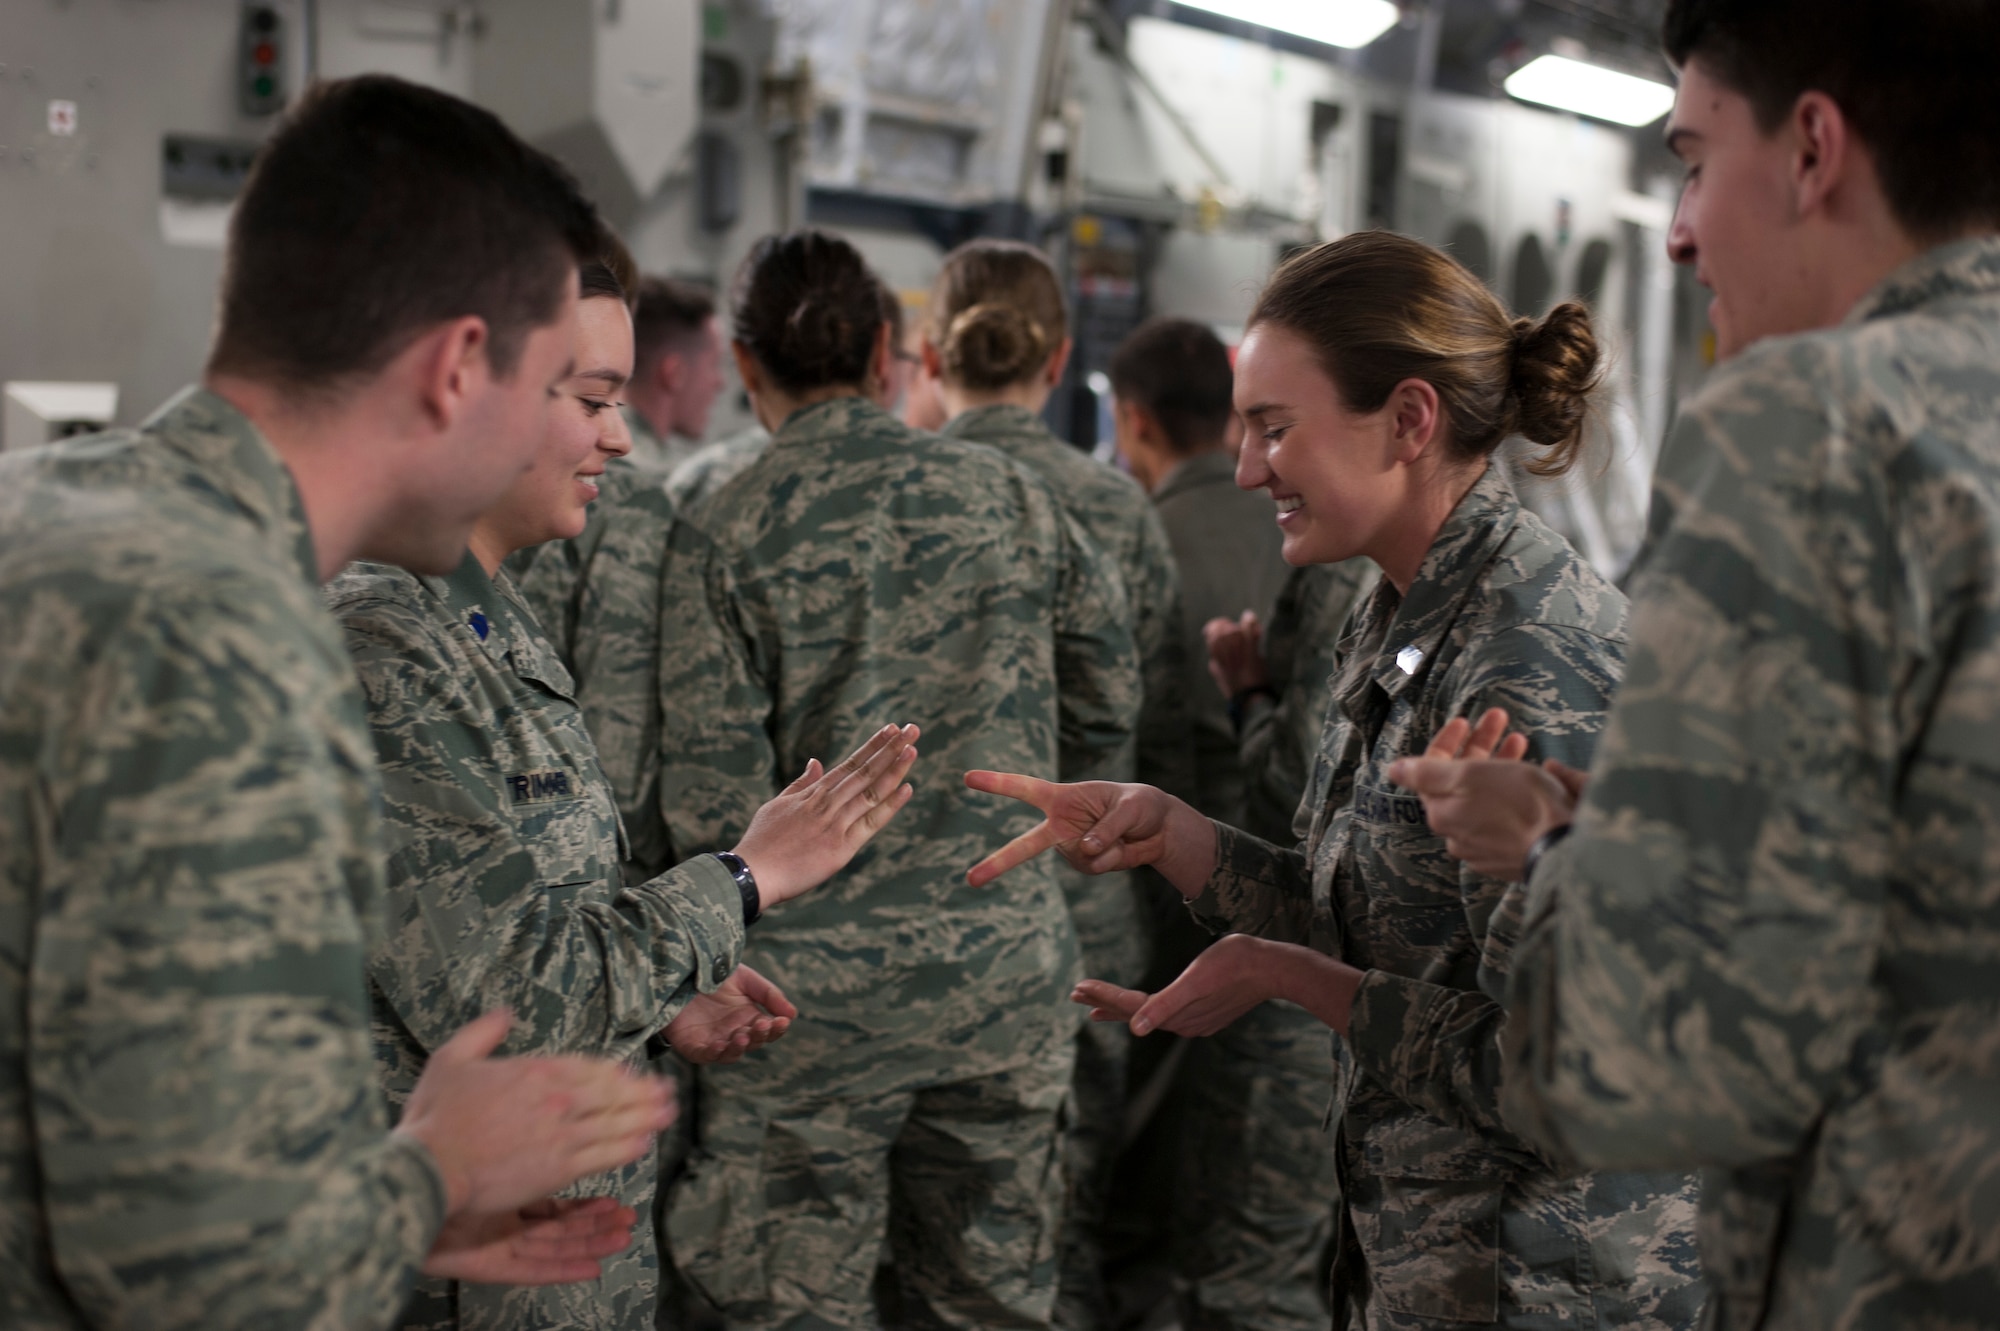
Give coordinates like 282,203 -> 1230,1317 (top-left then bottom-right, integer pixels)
424,551 -> 577,698
142,386 -> 320,587
769,394 -> 891,448
1846,234 -> 2000,325
942,403 -> 1045,444
1354,463 -> 1520,703
1152,449 -> 1238,503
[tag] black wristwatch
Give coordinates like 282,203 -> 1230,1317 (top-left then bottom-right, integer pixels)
1522,824 -> 1572,882
1226,684 -> 1280,734
713,851 -> 761,925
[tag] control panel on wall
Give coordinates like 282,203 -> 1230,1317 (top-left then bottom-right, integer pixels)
239,4 -> 285,117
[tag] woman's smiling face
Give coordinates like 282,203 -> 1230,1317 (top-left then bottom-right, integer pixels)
1232,321 -> 1408,569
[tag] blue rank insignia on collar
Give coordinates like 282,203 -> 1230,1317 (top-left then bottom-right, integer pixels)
468,611 -> 489,641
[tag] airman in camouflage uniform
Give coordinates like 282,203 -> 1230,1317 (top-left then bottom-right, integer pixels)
941,402 -> 1190,1331
666,425 -> 773,515
1170,556 -> 1375,1331
1198,465 -> 1702,1329
1497,237 -> 2000,1330
657,394 -> 1140,1331
0,390 -> 449,1330
327,550 -> 753,1330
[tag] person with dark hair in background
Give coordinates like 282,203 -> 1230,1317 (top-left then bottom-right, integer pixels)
966,230 -> 1704,1330
0,75 -> 684,1331
656,228 -> 1139,1331
327,249 -> 922,1331
623,276 -> 727,480
669,281 -> 915,515
1106,316 -> 1368,1331
1388,3 -> 2000,1325
924,239 -> 1192,1331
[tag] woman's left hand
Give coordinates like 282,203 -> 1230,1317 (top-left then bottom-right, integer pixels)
664,964 -> 798,1064
1072,935 -> 1364,1038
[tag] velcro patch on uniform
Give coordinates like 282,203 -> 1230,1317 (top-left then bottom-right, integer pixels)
507,769 -> 578,805
1353,783 -> 1428,827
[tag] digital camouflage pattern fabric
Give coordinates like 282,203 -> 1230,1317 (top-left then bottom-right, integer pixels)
0,389 -> 443,1331
655,394 -> 1139,1329
1197,465 -> 1702,1329
1238,558 -> 1379,847
327,551 -> 748,1330
1163,555 -> 1374,1331
1502,236 -> 2000,1331
940,403 -> 1189,1331
666,425 -> 772,515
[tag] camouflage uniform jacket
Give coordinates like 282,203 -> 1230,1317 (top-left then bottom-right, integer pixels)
327,551 -> 748,1330
1236,557 -> 1378,846
666,425 -> 773,515
0,388 -> 442,1330
624,405 -> 698,481
1502,236 -> 2000,1330
509,456 -> 674,681
944,403 -> 1192,988
657,395 -> 1141,1097
1197,466 -> 1701,1327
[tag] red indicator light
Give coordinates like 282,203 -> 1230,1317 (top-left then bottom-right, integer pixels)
254,43 -> 276,64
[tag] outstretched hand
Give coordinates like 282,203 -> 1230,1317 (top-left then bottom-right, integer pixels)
1385,707 -> 1580,880
665,964 -> 798,1065
1071,934 -> 1363,1038
961,772 -> 1186,888
734,723 -> 921,906
424,1195 -> 636,1286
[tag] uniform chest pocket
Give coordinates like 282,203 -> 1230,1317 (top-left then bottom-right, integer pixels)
506,766 -> 607,889
1351,784 -> 1461,912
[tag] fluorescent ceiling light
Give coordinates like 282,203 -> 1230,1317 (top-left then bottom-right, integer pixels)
1178,0 -> 1400,50
1504,54 -> 1676,127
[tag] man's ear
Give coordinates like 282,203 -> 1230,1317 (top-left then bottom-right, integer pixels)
1386,377 -> 1443,465
868,319 -> 896,393
921,337 -> 944,381
412,315 -> 492,433
1789,90 -> 1852,221
656,349 -> 686,395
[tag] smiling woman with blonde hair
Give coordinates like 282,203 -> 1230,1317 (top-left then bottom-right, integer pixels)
966,230 -> 1704,1330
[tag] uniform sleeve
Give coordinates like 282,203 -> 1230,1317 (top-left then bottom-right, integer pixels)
1341,622 -> 1624,1152
655,522 -> 783,855
340,596 -> 744,1065
1050,504 -> 1144,785
1130,510 -> 1199,803
568,489 -> 679,880
1501,363 -> 1900,1172
1189,822 -> 1319,945
27,598 -> 443,1331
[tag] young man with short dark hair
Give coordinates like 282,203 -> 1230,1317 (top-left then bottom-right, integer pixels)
0,75 -> 674,1331
623,276 -> 726,478
1390,2 -> 2000,1324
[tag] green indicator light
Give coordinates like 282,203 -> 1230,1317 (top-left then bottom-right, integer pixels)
253,75 -> 275,97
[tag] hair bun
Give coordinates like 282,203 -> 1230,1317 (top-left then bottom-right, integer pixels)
1508,301 -> 1601,470
942,302 -> 1048,391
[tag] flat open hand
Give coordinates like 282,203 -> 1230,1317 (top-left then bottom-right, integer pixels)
664,964 -> 797,1065
734,723 -> 921,906
1386,707 -> 1579,880
424,1195 -> 636,1286
961,772 -> 1176,887
1075,934 -> 1364,1038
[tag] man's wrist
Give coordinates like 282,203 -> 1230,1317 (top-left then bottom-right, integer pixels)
713,851 -> 761,924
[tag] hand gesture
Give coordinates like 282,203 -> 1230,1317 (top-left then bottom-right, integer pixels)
664,964 -> 798,1065
1071,934 -> 1362,1037
1204,611 -> 1269,700
734,723 -> 921,906
396,1010 -> 675,1218
424,1195 -> 636,1286
1385,707 -> 1580,880
960,772 -> 1180,887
